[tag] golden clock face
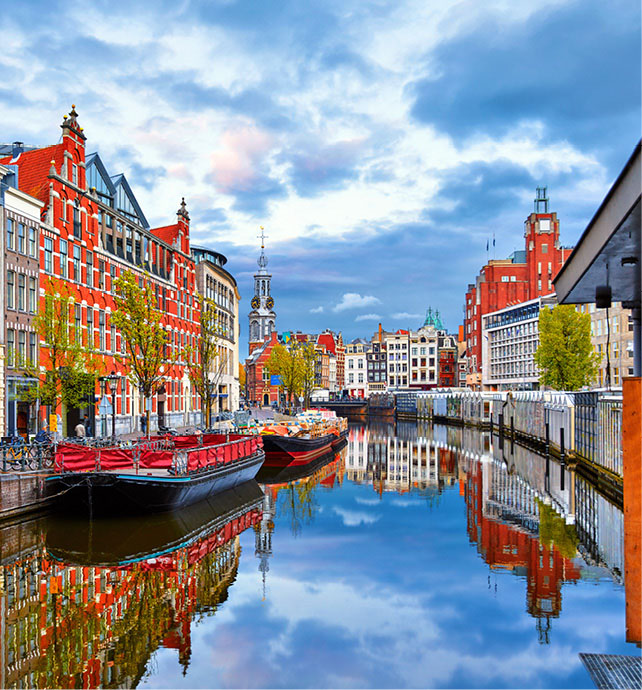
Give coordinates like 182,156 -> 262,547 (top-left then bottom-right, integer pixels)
266,296 -> 274,310
251,296 -> 260,309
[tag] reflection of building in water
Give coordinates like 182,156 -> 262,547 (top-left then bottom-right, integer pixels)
574,475 -> 624,583
464,456 -> 581,643
0,506 -> 262,689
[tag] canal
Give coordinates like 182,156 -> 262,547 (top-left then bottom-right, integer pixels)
0,422 -> 637,689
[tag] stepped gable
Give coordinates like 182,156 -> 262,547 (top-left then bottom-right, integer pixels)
0,143 -> 65,205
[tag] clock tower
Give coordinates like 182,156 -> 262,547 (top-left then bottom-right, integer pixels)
248,227 -> 277,354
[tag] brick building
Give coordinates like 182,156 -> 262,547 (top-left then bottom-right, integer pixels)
463,188 -> 573,388
1,106 -> 201,435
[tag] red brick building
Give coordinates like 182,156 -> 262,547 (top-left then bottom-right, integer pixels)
463,188 -> 573,387
244,331 -> 282,406
1,106 -> 200,435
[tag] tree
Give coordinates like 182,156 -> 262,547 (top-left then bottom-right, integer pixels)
186,298 -> 227,428
299,341 -> 317,408
534,305 -> 600,390
265,342 -> 302,404
29,278 -> 100,431
111,270 -> 170,434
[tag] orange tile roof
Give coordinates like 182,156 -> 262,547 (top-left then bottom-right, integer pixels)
150,223 -> 179,245
0,144 -> 65,205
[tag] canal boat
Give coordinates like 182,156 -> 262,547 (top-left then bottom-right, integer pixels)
45,480 -> 265,566
45,433 -> 264,515
258,411 -> 347,467
256,437 -> 347,484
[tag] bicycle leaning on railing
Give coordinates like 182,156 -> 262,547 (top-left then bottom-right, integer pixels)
0,437 -> 55,472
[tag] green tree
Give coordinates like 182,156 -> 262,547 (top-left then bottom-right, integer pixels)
299,341 -> 317,408
186,298 -> 227,428
111,270 -> 170,434
29,278 -> 100,429
265,341 -> 302,404
534,305 -> 600,390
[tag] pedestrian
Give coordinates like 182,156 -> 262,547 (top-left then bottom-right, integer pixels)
140,413 -> 147,434
83,414 -> 92,437
75,420 -> 86,438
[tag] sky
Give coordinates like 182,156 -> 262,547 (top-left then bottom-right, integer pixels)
1,0 -> 640,353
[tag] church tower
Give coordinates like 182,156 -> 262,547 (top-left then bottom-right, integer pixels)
248,227 -> 277,354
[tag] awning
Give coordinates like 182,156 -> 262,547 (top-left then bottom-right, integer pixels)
554,141 -> 641,307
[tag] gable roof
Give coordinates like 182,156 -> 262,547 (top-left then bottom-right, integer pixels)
85,152 -> 117,197
111,173 -> 150,228
0,143 -> 65,205
150,223 -> 180,246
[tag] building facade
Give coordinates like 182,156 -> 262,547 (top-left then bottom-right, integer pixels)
344,338 -> 368,398
481,294 -> 556,390
581,302 -> 635,388
193,246 -> 241,413
1,106 -> 201,435
0,164 -> 42,438
463,188 -> 573,388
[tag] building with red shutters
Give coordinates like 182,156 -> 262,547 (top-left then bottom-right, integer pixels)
463,188 -> 573,388
0,106 -> 201,436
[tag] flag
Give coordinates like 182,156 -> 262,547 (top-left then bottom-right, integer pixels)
493,235 -> 496,247
486,239 -> 489,252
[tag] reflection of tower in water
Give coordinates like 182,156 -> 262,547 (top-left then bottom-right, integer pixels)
255,490 -> 275,600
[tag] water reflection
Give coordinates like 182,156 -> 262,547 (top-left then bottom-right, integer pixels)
0,422 -> 636,689
0,483 -> 264,689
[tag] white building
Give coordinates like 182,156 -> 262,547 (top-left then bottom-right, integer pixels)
345,338 -> 367,398
482,294 -> 556,390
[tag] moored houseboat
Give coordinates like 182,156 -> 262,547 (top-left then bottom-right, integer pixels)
45,433 -> 264,515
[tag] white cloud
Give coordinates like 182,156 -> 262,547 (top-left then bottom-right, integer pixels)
391,311 -> 422,320
355,313 -> 382,322
333,293 -> 381,312
310,305 -> 324,313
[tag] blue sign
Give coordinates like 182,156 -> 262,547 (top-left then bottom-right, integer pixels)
270,374 -> 283,386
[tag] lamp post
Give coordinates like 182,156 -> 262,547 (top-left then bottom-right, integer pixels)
107,371 -> 118,438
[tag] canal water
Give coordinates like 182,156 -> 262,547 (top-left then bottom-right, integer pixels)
0,422 -> 637,689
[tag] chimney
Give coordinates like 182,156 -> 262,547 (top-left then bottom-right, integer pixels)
378,323 -> 383,342
11,142 -> 23,160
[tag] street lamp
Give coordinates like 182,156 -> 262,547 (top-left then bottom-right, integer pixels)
107,371 -> 118,438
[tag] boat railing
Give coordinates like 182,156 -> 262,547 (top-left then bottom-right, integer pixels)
54,434 -> 263,475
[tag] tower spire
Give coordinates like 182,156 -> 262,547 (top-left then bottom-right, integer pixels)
257,226 -> 269,270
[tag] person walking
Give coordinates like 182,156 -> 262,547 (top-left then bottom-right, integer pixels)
140,413 -> 147,434
75,421 -> 86,438
83,414 -> 92,437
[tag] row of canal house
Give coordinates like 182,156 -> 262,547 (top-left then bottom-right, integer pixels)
0,106 -> 239,438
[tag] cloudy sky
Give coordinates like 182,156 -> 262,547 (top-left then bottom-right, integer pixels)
1,0 -> 639,351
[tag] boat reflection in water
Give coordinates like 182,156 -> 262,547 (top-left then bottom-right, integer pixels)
0,482 -> 264,689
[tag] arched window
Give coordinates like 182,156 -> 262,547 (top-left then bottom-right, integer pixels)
250,320 -> 259,341
268,320 -> 274,333
261,281 -> 266,296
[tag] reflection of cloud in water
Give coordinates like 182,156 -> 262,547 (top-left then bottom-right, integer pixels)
333,507 -> 381,526
390,498 -> 421,508
354,496 -> 381,506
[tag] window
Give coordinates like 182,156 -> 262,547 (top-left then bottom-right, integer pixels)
28,278 -> 36,313
87,251 -> 93,287
98,260 -> 105,289
99,310 -> 105,351
110,323 -> 116,352
75,304 -> 82,340
7,271 -> 15,309
29,333 -> 36,366
542,243 -> 548,254
73,245 -> 81,281
87,308 -> 94,348
44,238 -> 53,274
71,163 -> 78,185
60,240 -> 67,277
73,204 -> 81,239
6,217 -> 14,250
17,223 -> 25,253
28,226 -> 36,257
510,275 -> 516,282
7,330 -> 14,367
18,332 -> 26,365
501,275 -> 509,282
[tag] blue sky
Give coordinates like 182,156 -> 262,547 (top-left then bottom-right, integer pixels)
1,0 -> 639,352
